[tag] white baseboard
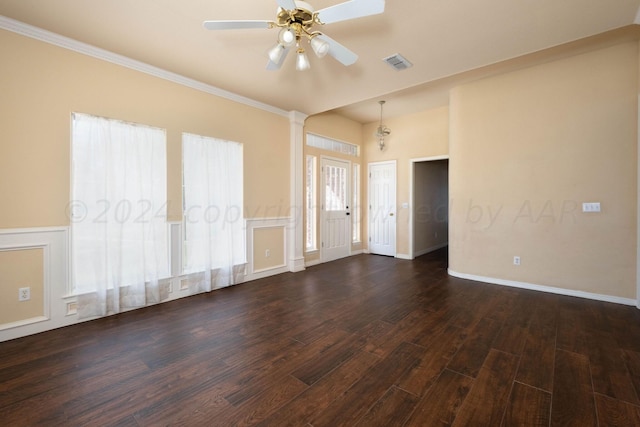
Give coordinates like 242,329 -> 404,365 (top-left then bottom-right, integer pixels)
306,250 -> 364,268
245,265 -> 290,282
288,257 -> 306,272
448,269 -> 638,307
396,253 -> 412,260
305,258 -> 322,268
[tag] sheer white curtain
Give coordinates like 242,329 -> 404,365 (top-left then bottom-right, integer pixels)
71,113 -> 169,318
182,133 -> 245,293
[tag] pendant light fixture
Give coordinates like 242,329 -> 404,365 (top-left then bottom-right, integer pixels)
375,100 -> 391,151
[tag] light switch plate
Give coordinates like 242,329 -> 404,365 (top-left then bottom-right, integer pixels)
582,202 -> 601,213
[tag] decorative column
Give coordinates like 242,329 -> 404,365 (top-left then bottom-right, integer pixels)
289,111 -> 308,272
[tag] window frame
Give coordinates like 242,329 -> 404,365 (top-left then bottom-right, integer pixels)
305,154 -> 318,252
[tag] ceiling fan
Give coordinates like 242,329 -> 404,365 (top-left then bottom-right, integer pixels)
203,0 -> 385,71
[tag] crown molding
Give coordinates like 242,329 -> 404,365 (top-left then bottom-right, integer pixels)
0,15 -> 290,118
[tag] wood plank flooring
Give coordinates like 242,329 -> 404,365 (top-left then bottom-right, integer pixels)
1,248 -> 640,426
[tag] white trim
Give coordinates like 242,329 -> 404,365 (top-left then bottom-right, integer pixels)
0,243 -> 52,330
289,112 -> 308,273
0,317 -> 49,331
411,155 -> 450,162
449,269 -> 637,307
305,154 -> 318,252
245,217 -> 291,281
395,253 -> 412,260
305,258 -> 322,268
409,155 -> 449,260
0,226 -> 68,235
0,16 -> 289,119
306,132 -> 360,157
306,249 -> 363,267
0,227 -> 70,342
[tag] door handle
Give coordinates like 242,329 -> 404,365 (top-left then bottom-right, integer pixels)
389,213 -> 394,216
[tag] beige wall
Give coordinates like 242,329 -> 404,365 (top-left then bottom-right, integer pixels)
449,41 -> 638,299
253,226 -> 286,272
0,29 -> 292,332
0,248 -> 44,324
363,107 -> 450,256
0,29 -> 290,228
303,112 -> 363,263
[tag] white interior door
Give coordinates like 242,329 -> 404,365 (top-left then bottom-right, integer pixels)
369,161 -> 396,256
321,157 -> 351,262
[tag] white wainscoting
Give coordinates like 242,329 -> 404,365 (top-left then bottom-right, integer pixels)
0,227 -> 72,342
245,217 -> 291,281
0,219 -> 293,342
0,242 -> 50,329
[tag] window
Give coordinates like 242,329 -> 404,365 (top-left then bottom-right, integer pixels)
324,163 -> 348,211
182,133 -> 245,292
305,155 -> 317,251
71,113 -> 169,317
306,133 -> 359,157
353,163 -> 361,243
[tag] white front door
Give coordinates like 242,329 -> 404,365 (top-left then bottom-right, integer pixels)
369,161 -> 396,256
321,157 -> 351,262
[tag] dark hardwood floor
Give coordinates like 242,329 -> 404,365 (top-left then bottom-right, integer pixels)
2,248 -> 640,426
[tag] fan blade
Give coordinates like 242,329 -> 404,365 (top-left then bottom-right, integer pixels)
203,20 -> 272,30
267,47 -> 291,70
316,34 -> 358,66
277,0 -> 297,11
317,0 -> 385,24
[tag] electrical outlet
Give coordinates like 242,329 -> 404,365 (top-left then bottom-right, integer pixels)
19,287 -> 30,301
513,256 -> 521,266
265,249 -> 270,258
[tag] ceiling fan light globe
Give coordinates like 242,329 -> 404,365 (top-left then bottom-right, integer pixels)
310,37 -> 330,58
268,43 -> 286,63
296,50 -> 311,71
279,28 -> 296,47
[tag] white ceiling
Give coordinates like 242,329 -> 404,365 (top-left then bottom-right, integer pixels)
1,0 -> 639,123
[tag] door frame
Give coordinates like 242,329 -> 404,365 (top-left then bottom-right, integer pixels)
367,160 -> 397,257
320,155 -> 352,263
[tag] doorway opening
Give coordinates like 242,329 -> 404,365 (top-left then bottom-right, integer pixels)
410,157 -> 449,259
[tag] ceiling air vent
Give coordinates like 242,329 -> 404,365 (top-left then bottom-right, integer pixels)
383,53 -> 413,71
